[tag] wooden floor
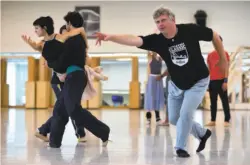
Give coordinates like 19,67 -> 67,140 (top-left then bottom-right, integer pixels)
1,108 -> 250,165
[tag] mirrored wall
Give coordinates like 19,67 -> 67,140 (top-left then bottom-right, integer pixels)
1,52 -> 222,108
6,58 -> 28,107
100,58 -> 132,107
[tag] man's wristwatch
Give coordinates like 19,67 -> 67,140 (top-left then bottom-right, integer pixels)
224,78 -> 228,83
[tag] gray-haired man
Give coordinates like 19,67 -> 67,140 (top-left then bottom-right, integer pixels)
95,7 -> 228,157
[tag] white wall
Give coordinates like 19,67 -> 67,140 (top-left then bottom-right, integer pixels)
1,1 -> 250,53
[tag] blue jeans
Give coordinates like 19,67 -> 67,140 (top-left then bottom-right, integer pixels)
168,76 -> 209,150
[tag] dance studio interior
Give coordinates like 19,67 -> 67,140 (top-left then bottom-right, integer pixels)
1,1 -> 250,164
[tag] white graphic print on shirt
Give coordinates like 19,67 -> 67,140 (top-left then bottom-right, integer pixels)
168,43 -> 189,66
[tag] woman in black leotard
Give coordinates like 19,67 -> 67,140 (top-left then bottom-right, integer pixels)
21,16 -> 89,142
22,14 -> 110,148
47,12 -> 110,148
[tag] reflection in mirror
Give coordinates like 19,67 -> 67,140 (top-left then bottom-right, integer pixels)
99,56 -> 150,108
6,58 -> 28,107
100,58 -> 131,108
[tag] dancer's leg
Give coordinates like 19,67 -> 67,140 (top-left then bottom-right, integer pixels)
49,71 -> 110,148
65,71 -> 110,142
51,84 -> 61,99
35,81 -> 62,142
217,81 -> 231,124
49,95 -> 69,148
71,106 -> 110,143
35,117 -> 52,142
161,76 -> 170,125
71,117 -> 87,142
168,77 -> 211,157
206,81 -> 218,126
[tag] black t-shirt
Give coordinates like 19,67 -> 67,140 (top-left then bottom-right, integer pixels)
138,23 -> 213,90
48,34 -> 87,72
42,37 -> 66,73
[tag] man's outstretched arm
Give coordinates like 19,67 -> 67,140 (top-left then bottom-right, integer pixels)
95,33 -> 143,47
95,33 -> 159,53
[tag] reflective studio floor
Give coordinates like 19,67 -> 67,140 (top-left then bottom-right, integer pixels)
1,108 -> 250,165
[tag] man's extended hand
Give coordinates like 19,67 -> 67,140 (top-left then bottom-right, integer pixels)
94,32 -> 110,46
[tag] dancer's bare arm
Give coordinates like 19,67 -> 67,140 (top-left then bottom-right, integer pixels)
93,66 -> 103,74
189,23 -> 228,74
161,69 -> 169,77
95,33 -> 143,47
156,69 -> 169,80
58,27 -> 89,50
94,73 -> 108,81
21,35 -> 43,52
206,56 -> 210,72
95,32 -> 159,54
211,31 -> 228,66
89,67 -> 108,81
106,34 -> 143,47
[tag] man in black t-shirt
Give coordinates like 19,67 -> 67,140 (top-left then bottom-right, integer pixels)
48,11 -> 110,148
36,25 -> 88,144
95,7 -> 228,157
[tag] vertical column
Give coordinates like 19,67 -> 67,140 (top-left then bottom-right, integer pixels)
36,57 -> 51,109
90,57 -> 100,68
129,57 -> 140,109
25,57 -> 36,108
1,58 -> 9,107
88,57 -> 102,109
147,52 -> 151,76
38,57 -> 50,81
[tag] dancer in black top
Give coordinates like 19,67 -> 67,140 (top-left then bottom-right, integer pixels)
95,7 -> 228,157
50,25 -> 67,98
23,23 -> 87,143
22,16 -> 88,73
43,12 -> 110,148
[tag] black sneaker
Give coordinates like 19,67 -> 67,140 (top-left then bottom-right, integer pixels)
196,129 -> 212,152
176,149 -> 190,158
